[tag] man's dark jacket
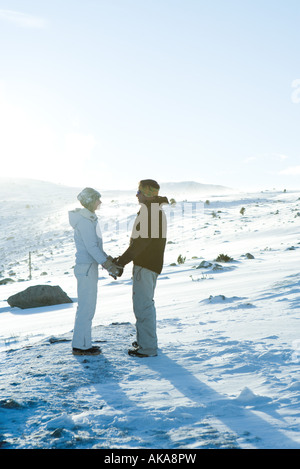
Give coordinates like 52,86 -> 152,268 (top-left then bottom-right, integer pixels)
117,196 -> 169,274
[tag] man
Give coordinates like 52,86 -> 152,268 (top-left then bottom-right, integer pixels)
114,179 -> 169,357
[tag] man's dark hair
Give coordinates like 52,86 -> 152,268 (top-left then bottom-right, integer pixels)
139,179 -> 160,189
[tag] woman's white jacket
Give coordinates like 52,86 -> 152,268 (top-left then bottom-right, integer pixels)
69,208 -> 107,265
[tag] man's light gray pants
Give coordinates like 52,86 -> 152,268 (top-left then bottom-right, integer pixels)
132,266 -> 158,356
72,263 -> 98,350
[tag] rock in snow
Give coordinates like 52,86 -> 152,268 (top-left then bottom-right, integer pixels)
7,285 -> 73,309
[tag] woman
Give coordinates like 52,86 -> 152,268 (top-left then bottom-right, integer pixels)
69,187 -> 120,355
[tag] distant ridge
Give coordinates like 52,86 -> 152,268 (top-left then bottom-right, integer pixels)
159,181 -> 233,195
0,177 -> 80,203
0,177 -> 234,201
101,181 -> 234,199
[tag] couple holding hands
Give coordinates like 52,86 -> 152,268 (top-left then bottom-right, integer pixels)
69,179 -> 169,358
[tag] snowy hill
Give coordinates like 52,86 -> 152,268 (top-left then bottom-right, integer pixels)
159,181 -> 234,197
0,177 -> 231,204
0,177 -> 300,449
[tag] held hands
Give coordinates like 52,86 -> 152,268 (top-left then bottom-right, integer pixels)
102,256 -> 123,279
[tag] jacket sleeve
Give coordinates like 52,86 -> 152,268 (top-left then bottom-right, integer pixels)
117,236 -> 152,266
77,218 -> 107,265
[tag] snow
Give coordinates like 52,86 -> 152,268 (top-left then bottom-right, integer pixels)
0,178 -> 299,449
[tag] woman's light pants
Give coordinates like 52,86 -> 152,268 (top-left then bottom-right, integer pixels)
72,263 -> 98,350
132,266 -> 158,356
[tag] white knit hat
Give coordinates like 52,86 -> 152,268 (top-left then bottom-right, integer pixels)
77,187 -> 101,207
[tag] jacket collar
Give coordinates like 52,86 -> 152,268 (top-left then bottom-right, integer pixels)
143,195 -> 169,206
77,207 -> 98,221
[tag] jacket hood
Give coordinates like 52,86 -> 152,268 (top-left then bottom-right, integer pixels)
69,208 -> 98,228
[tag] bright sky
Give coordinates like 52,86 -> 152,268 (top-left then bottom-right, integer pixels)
0,0 -> 300,191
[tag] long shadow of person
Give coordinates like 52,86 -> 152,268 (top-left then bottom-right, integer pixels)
74,323 -> 300,449
144,351 -> 300,449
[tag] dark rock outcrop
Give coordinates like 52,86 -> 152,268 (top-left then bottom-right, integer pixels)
7,285 -> 73,309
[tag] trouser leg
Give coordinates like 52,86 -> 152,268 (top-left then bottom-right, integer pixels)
72,263 -> 98,350
132,266 -> 158,356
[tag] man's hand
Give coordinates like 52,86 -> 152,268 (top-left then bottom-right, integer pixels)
112,256 -> 124,267
102,256 -> 123,279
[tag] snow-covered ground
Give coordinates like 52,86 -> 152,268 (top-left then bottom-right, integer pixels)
0,179 -> 299,449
